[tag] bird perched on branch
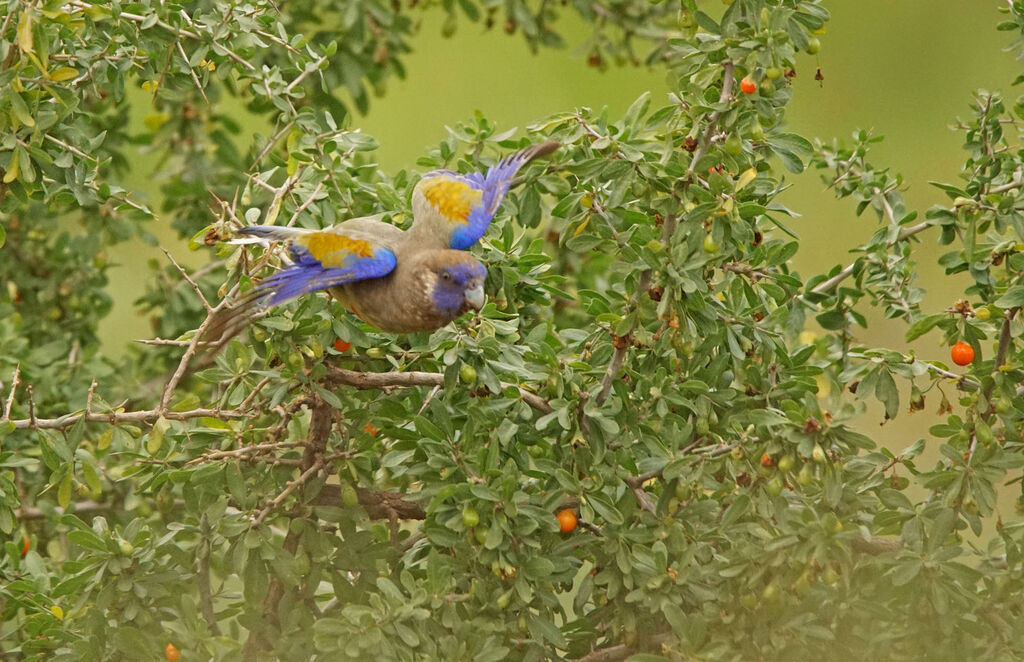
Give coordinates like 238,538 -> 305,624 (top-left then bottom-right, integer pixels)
208,141 -> 558,344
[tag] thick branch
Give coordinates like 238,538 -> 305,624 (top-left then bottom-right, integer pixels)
313,484 -> 426,520
9,406 -> 247,431
326,366 -> 553,414
850,536 -> 901,555
16,500 -> 112,520
577,633 -> 674,662
245,398 -> 333,656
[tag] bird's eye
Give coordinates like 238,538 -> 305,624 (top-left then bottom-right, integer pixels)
442,272 -> 451,281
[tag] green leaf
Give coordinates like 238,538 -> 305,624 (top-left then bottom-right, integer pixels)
57,470 -> 72,509
524,557 -> 554,579
995,285 -> 1024,308
146,416 -> 168,455
905,313 -> 944,341
586,492 -> 624,526
8,91 -> 35,127
720,494 -> 750,527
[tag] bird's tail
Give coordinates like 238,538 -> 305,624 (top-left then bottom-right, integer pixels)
229,225 -> 311,245
198,225 -> 310,354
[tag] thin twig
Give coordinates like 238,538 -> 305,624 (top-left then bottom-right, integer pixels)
284,180 -> 325,228
810,220 -> 932,295
176,41 -> 209,104
254,455 -> 324,525
162,248 -> 212,312
250,120 -> 296,169
160,299 -> 232,412
687,61 -> 736,174
27,385 -> 35,427
284,54 -> 329,94
417,385 -> 441,416
2,365 -> 20,422
84,380 -> 96,418
924,362 -> 981,390
135,338 -> 196,347
188,441 -> 308,465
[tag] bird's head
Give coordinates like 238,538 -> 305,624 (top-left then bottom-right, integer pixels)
421,253 -> 487,320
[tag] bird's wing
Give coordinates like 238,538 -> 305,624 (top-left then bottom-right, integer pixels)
412,141 -> 558,251
234,224 -> 398,307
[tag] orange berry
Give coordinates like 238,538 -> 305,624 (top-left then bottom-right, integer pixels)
165,643 -> 181,662
363,423 -> 377,437
760,453 -> 775,468
950,341 -> 975,366
333,338 -> 352,352
739,76 -> 757,94
21,538 -> 29,557
556,509 -> 578,533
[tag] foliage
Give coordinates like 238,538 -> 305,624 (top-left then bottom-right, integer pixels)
3,0 -> 1024,660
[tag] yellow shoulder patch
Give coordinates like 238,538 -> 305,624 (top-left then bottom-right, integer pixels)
420,177 -> 482,224
305,232 -> 374,264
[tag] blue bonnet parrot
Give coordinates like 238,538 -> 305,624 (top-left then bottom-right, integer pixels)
210,140 -> 558,341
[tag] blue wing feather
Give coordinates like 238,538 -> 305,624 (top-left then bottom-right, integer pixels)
237,225 -> 397,307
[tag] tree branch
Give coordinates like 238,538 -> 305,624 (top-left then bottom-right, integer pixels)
577,633 -> 674,662
197,516 -> 222,636
2,364 -> 19,422
809,220 -> 932,295
245,398 -> 333,656
325,366 -> 553,414
313,484 -> 427,520
9,406 -> 248,430
162,247 -> 212,312
687,61 -> 735,174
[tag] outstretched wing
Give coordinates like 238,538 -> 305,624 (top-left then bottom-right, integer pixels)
201,225 -> 397,350
240,225 -> 397,306
412,141 -> 558,251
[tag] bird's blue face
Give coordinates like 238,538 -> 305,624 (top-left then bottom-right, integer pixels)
430,261 -> 487,318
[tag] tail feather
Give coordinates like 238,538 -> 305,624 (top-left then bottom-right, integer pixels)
230,225 -> 311,244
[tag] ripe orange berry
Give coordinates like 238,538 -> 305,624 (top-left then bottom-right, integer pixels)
556,509 -> 578,533
165,643 -> 181,662
333,338 -> 352,352
363,423 -> 377,437
760,453 -> 775,468
21,538 -> 29,557
739,76 -> 757,94
950,341 -> 975,366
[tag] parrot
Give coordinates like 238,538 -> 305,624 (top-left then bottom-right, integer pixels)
207,140 -> 558,344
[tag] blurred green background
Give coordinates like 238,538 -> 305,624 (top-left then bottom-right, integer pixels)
104,0 -> 1019,404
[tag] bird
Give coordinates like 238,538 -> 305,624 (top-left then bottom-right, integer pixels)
207,140 -> 558,344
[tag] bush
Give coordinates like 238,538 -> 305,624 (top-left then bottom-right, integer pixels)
2,0 -> 1024,660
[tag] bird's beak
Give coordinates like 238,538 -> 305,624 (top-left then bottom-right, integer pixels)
465,283 -> 485,310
